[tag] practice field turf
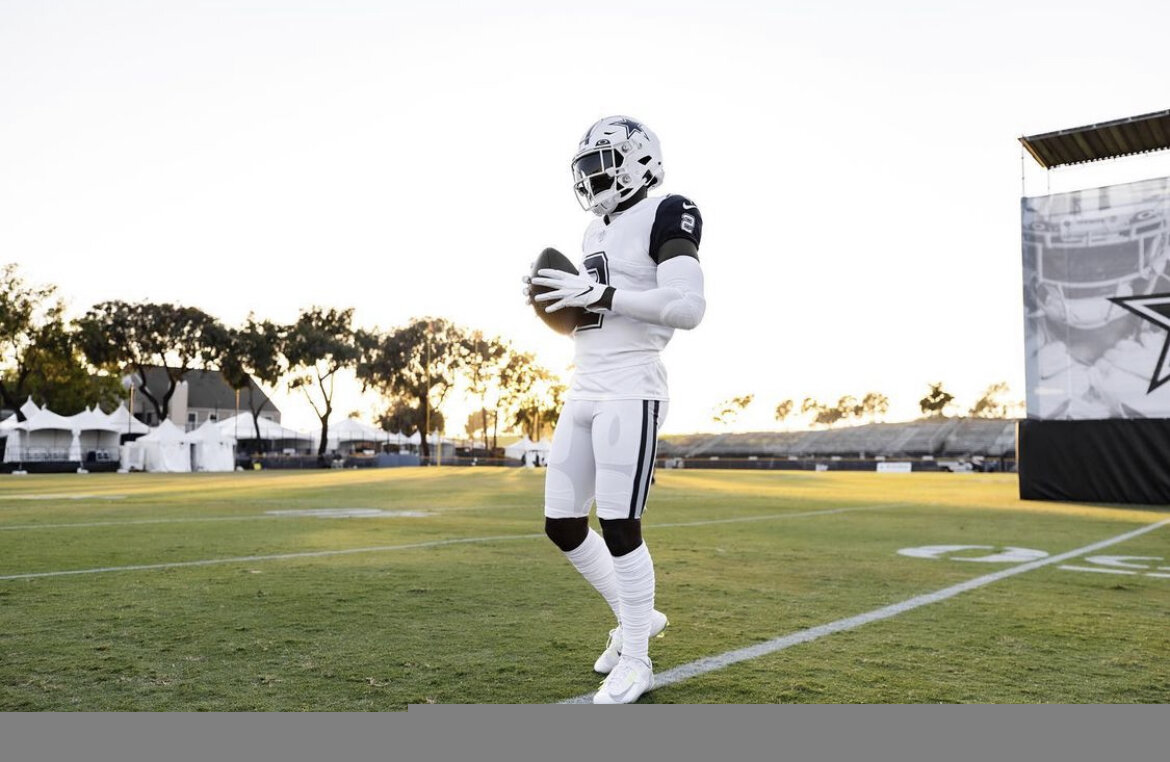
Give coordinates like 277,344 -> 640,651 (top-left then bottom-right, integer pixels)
1,468 -> 1168,709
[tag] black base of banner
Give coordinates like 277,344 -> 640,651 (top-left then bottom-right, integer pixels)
1018,418 -> 1170,504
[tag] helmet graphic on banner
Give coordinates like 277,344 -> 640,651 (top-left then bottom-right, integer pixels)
1024,186 -> 1170,330
571,115 -> 664,215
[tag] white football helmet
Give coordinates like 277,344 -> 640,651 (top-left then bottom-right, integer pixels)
1024,183 -> 1170,330
572,115 -> 664,215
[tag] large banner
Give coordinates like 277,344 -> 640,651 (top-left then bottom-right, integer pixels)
1023,175 -> 1170,419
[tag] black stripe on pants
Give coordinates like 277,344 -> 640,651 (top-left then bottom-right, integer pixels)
628,400 -> 660,519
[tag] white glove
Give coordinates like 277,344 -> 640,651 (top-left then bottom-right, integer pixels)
521,274 -> 535,305
530,268 -> 611,313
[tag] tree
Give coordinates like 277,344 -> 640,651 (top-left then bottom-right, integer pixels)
356,317 -> 467,461
465,408 -> 497,444
919,382 -> 955,417
859,392 -> 890,422
0,264 -> 76,418
282,306 -> 363,458
376,397 -> 444,441
15,319 -> 124,416
512,377 -> 566,441
801,396 -> 821,426
0,264 -> 123,417
495,351 -> 558,442
712,394 -> 754,426
774,399 -> 794,427
802,396 -> 845,427
837,395 -> 861,421
493,350 -> 564,441
969,382 -> 1013,418
76,300 -> 225,422
219,316 -> 286,449
462,331 -> 510,451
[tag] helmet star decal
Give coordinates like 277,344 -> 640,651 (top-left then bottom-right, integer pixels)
1108,292 -> 1170,392
613,117 -> 644,140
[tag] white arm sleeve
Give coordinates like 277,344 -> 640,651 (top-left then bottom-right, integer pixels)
609,255 -> 706,330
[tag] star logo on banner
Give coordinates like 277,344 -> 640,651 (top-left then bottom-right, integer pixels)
1108,292 -> 1170,392
613,118 -> 644,140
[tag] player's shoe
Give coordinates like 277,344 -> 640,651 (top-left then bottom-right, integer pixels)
594,609 -> 669,674
593,655 -> 654,704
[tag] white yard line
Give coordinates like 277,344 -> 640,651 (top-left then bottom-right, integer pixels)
560,518 -> 1170,704
0,501 -> 900,533
1058,565 -> 1133,575
653,503 -> 906,529
0,515 -> 287,531
0,503 -> 897,580
0,510 -> 432,531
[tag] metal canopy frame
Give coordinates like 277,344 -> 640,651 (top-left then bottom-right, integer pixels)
1020,109 -> 1170,169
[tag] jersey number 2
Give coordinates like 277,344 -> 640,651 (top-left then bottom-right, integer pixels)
576,252 -> 610,332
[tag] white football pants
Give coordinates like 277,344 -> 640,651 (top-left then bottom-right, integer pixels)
543,398 -> 667,521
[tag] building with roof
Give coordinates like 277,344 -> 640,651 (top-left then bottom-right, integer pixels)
126,367 -> 280,431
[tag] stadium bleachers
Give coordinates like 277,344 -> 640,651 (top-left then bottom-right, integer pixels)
659,418 -> 1016,465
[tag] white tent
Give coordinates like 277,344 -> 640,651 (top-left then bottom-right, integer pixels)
504,437 -> 551,465
0,413 -> 21,433
324,418 -> 389,453
189,420 -> 236,472
119,441 -> 145,472
217,413 -> 308,440
1,427 -> 21,463
3,401 -> 130,466
2,401 -> 46,463
70,406 -> 121,466
133,419 -> 192,473
105,403 -> 150,436
7,406 -> 78,463
217,413 -> 311,451
0,402 -> 23,460
19,397 -> 39,420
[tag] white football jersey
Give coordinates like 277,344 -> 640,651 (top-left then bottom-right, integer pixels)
567,194 -> 703,401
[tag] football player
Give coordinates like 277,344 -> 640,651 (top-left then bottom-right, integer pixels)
523,115 -> 706,704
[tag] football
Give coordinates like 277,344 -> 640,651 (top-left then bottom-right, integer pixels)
530,247 -> 586,335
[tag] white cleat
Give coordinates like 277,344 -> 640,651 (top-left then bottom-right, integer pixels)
593,610 -> 669,674
593,655 -> 654,704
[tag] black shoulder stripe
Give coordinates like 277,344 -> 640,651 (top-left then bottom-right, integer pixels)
657,237 -> 699,263
649,194 -> 703,264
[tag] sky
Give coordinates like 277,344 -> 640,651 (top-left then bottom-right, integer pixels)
5,0 -> 1170,436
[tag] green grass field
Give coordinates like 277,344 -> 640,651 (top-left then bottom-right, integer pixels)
1,467 -> 1168,709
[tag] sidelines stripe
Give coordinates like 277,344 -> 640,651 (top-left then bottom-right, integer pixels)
627,401 -> 651,519
0,503 -> 898,581
560,518 -> 1170,704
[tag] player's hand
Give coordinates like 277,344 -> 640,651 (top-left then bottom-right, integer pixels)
521,273 -> 535,306
531,268 -> 609,313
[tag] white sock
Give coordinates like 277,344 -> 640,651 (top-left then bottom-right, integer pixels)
564,528 -> 622,624
612,542 -> 655,663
